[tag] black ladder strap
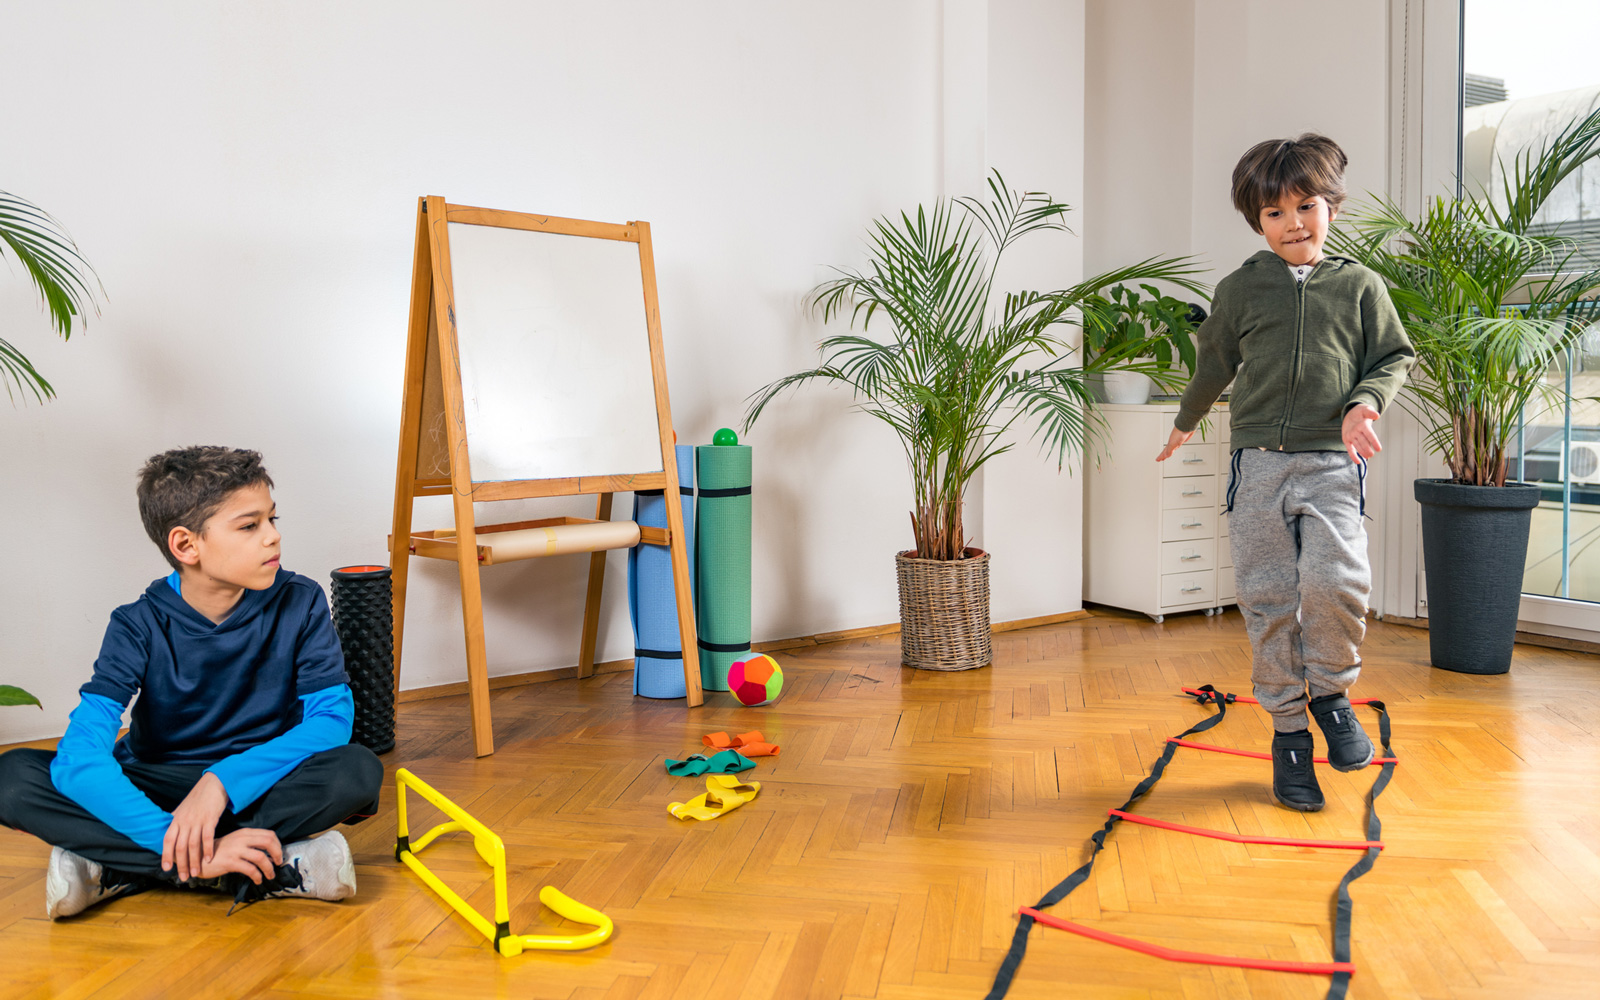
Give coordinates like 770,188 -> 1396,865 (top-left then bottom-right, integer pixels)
1324,699 -> 1394,1000
984,685 -> 1235,1000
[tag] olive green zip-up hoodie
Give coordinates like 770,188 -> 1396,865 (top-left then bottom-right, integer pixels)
1175,251 -> 1414,452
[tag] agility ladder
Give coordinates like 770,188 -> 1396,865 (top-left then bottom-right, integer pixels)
394,768 -> 614,956
985,685 -> 1397,1000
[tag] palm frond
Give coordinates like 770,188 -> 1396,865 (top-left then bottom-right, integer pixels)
0,190 -> 103,402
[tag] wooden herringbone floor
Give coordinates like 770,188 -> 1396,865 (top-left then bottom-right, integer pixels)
2,608 -> 1598,999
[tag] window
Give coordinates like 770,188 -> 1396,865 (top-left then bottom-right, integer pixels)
1463,0 -> 1600,606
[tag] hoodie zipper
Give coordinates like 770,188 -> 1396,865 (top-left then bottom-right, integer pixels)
1278,260 -> 1322,449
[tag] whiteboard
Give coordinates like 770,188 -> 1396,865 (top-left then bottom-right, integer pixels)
446,221 -> 665,483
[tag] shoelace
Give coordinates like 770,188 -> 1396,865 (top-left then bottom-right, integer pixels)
227,861 -> 306,915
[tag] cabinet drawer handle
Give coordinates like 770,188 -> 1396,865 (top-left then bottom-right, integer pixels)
1182,457 -> 1206,464
1180,553 -> 1202,561
1181,521 -> 1203,529
1182,489 -> 1204,497
1181,585 -> 1204,594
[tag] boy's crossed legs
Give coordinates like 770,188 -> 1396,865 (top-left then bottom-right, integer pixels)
0,744 -> 382,916
1231,449 -> 1376,811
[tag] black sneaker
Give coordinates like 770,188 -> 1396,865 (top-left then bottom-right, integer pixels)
1270,731 -> 1324,812
1310,692 -> 1376,772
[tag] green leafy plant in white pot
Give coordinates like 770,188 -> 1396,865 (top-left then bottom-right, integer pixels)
745,171 -> 1204,670
1080,282 -> 1209,404
2,188 -> 101,708
1332,104 -> 1600,673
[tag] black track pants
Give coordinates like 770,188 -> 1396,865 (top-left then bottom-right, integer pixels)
0,744 -> 383,879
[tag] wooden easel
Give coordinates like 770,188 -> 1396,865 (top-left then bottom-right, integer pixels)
388,197 -> 703,757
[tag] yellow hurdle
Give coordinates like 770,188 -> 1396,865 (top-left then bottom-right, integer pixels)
393,768 -> 614,956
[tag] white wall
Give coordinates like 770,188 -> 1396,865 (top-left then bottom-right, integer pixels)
0,1 -> 1093,742
982,0 -> 1090,621
1086,0 -> 1390,272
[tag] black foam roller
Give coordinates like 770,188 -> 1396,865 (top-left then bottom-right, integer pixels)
330,565 -> 396,754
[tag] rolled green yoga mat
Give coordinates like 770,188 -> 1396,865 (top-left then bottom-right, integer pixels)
695,443 -> 751,691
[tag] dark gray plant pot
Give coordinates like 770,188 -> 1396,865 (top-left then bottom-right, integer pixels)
1414,479 -> 1541,675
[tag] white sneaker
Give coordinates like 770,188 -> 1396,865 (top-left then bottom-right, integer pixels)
252,831 -> 357,904
45,847 -> 147,919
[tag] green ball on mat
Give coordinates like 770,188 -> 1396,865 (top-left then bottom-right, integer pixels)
712,427 -> 739,446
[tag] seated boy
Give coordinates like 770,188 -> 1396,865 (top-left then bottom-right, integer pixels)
0,446 -> 383,918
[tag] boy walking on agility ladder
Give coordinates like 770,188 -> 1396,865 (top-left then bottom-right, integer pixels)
1157,134 -> 1413,811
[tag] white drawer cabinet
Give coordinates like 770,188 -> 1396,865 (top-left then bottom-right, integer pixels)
1085,403 -> 1235,622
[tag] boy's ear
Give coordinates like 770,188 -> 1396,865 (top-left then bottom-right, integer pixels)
167,526 -> 202,568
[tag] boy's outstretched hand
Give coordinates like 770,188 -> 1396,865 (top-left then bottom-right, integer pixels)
163,770 -> 230,881
1342,403 -> 1383,463
1156,426 -> 1195,462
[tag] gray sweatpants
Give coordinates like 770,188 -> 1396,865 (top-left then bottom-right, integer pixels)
1227,449 -> 1370,732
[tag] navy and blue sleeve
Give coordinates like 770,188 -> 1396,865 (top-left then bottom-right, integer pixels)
206,685 -> 354,811
51,611 -> 172,855
204,579 -> 353,811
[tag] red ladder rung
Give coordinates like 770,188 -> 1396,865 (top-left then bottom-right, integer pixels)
1108,809 -> 1384,850
1167,738 -> 1398,765
1020,907 -> 1356,976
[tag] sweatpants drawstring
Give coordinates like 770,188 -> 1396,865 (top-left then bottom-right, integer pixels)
1224,448 -> 1244,514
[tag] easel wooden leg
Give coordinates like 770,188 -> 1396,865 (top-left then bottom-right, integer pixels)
662,485 -> 704,707
390,198 -> 433,695
578,493 -> 613,679
451,493 -> 495,757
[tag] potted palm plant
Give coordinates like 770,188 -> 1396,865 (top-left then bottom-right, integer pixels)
1333,105 -> 1600,674
1080,283 -> 1208,404
745,172 -> 1204,670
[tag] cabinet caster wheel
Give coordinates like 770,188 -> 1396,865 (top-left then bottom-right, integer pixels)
1149,614 -> 1165,624
1202,608 -> 1215,616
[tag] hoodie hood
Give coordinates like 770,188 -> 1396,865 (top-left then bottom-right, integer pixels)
142,567 -> 292,634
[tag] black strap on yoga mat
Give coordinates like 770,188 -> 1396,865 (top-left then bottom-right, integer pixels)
698,485 -> 751,498
1324,699 -> 1394,1000
633,647 -> 682,660
984,685 -> 1236,1000
697,638 -> 751,653
635,487 -> 695,497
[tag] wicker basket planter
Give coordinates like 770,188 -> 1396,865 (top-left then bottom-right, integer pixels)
896,547 -> 992,670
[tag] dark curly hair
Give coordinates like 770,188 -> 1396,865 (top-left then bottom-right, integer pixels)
137,447 -> 275,571
1231,133 -> 1348,234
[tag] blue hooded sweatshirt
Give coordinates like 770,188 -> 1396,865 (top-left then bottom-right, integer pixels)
50,569 -> 353,854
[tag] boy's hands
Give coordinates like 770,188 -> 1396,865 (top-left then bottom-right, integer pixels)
162,770 -> 229,880
199,828 -> 283,884
1156,426 -> 1195,462
1342,403 -> 1383,463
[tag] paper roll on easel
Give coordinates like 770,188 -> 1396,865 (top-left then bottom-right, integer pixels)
474,521 -> 642,562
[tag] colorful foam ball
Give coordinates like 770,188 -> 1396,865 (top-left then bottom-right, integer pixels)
728,654 -> 783,706
712,427 -> 739,446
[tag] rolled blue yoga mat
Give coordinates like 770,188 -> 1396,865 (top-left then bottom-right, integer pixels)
628,444 -> 696,699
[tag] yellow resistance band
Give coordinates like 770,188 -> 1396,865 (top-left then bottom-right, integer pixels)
393,767 -> 614,955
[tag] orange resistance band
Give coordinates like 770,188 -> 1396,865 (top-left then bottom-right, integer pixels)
1019,907 -> 1357,977
1107,809 -> 1384,851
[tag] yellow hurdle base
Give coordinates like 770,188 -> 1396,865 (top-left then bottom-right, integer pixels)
394,768 -> 614,955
